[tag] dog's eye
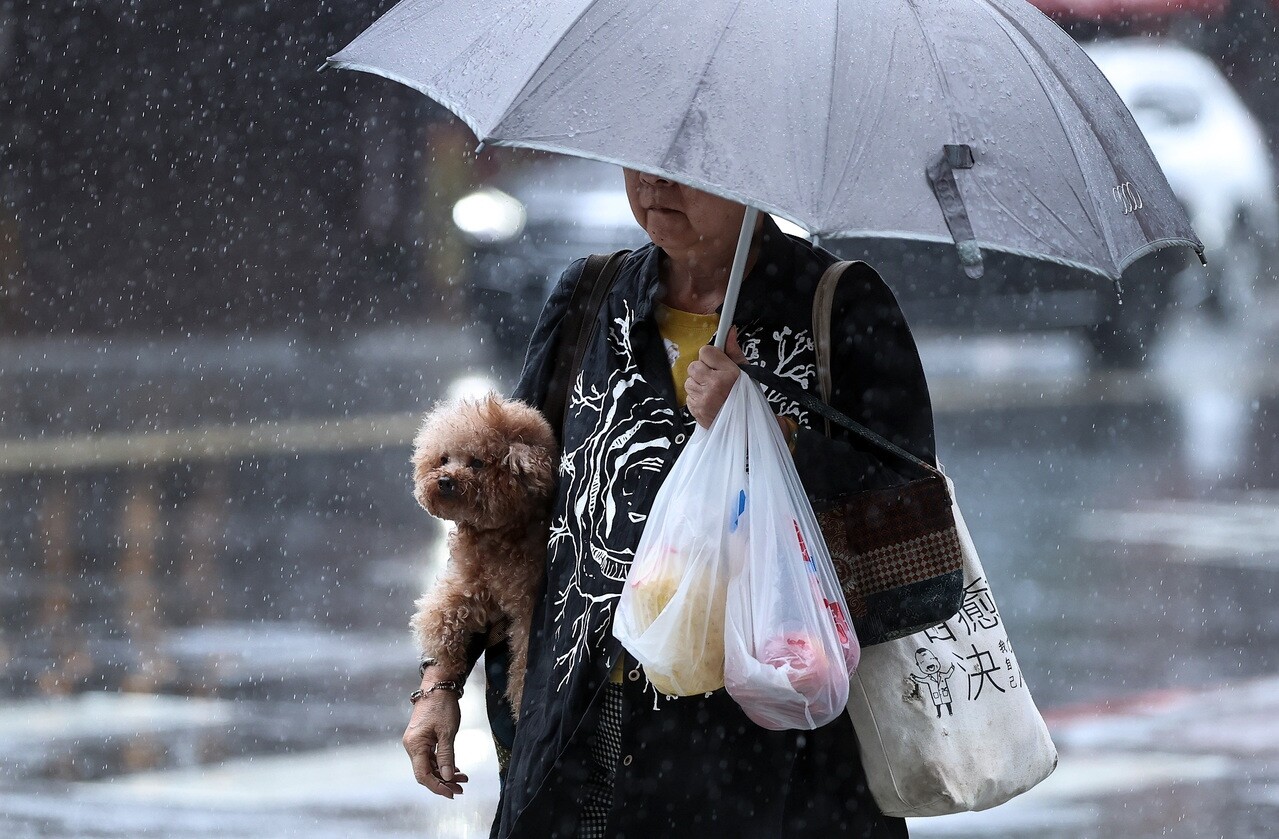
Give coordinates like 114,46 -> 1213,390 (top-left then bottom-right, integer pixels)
469,457 -> 485,470
440,455 -> 449,466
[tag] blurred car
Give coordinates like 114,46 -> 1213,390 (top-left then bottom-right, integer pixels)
1085,39 -> 1279,327
452,41 -> 1277,365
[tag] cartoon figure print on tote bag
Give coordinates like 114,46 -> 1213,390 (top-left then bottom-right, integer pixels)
845,476 -> 1057,817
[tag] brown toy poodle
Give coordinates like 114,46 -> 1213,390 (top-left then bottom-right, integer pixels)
409,394 -> 558,717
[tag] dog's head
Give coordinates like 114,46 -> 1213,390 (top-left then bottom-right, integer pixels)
411,394 -> 558,529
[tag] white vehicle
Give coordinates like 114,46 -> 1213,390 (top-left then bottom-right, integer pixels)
1087,39 -> 1279,324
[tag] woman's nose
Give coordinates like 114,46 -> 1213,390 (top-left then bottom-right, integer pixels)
638,171 -> 672,187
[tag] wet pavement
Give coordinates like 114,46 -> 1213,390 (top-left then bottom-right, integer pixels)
2,303 -> 1278,837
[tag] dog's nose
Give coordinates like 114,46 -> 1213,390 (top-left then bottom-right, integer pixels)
437,475 -> 455,495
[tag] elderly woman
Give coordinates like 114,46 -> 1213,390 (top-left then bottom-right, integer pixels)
406,169 -> 935,838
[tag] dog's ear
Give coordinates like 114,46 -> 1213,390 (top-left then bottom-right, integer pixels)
504,442 -> 554,489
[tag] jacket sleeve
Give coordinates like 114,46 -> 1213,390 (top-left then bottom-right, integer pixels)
791,262 -> 937,505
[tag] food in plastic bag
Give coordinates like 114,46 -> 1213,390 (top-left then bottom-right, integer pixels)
612,385 -> 749,697
760,630 -> 831,699
624,554 -> 727,695
723,374 -> 859,730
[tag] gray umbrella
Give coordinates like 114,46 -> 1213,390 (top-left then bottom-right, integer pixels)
328,0 -> 1202,343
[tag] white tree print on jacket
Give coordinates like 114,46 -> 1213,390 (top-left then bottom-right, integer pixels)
549,302 -> 676,687
740,324 -> 815,424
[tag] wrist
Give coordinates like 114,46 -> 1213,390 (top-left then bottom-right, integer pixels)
418,657 -> 463,685
419,669 -> 463,688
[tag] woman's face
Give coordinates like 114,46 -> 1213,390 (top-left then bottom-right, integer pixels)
623,168 -> 747,254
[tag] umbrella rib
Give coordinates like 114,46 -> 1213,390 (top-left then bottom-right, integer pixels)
901,1 -> 960,144
975,0 -> 1113,261
820,25 -> 900,235
486,0 -> 613,136
658,0 -> 748,173
818,0 -> 842,224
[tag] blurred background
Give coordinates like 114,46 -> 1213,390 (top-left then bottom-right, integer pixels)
0,2 -> 1277,837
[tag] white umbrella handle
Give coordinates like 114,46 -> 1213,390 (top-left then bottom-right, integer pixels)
713,205 -> 760,350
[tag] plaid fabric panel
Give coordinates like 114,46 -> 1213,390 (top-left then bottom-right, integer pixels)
836,477 -> 955,555
818,488 -> 961,606
849,528 -> 963,594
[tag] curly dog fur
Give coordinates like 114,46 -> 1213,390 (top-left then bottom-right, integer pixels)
409,394 -> 557,717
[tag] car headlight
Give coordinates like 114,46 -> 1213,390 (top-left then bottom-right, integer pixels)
452,188 -> 527,244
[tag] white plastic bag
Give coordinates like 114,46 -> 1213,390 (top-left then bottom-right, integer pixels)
723,373 -> 859,730
612,377 -> 750,696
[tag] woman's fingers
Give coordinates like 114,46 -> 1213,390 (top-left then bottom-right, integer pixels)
412,736 -> 467,797
407,728 -> 452,796
685,345 -> 743,428
697,344 -> 736,371
404,696 -> 466,798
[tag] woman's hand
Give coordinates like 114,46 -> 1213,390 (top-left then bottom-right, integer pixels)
404,685 -> 468,798
686,328 -> 747,428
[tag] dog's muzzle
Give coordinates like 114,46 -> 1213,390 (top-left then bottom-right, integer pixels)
437,475 -> 457,496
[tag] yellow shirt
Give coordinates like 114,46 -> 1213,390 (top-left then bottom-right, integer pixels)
611,303 -> 719,684
655,302 -> 721,406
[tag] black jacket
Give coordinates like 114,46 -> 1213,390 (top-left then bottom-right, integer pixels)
496,217 -> 932,838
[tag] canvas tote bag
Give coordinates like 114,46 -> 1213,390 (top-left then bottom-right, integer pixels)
845,474 -> 1057,816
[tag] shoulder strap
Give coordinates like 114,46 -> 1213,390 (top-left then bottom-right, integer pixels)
813,260 -> 857,437
741,257 -> 941,477
542,250 -> 630,442
739,362 -> 940,477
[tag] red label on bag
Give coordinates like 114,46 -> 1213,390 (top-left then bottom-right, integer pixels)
825,598 -> 851,646
794,519 -> 812,565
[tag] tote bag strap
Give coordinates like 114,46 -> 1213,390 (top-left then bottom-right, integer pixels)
739,258 -> 941,479
738,362 -> 940,478
812,260 -> 850,410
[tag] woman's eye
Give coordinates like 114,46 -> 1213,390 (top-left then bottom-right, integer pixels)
469,458 -> 485,469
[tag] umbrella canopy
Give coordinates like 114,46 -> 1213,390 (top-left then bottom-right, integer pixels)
329,0 -> 1202,285
1030,0 -> 1229,20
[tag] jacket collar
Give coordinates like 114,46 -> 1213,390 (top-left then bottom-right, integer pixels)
733,213 -> 812,325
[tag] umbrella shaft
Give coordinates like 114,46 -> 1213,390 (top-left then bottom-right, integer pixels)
714,206 -> 760,350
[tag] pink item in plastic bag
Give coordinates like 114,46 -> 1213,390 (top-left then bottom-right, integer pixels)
760,631 -> 831,698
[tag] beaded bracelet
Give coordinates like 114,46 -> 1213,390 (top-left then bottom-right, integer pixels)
410,680 -> 464,704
